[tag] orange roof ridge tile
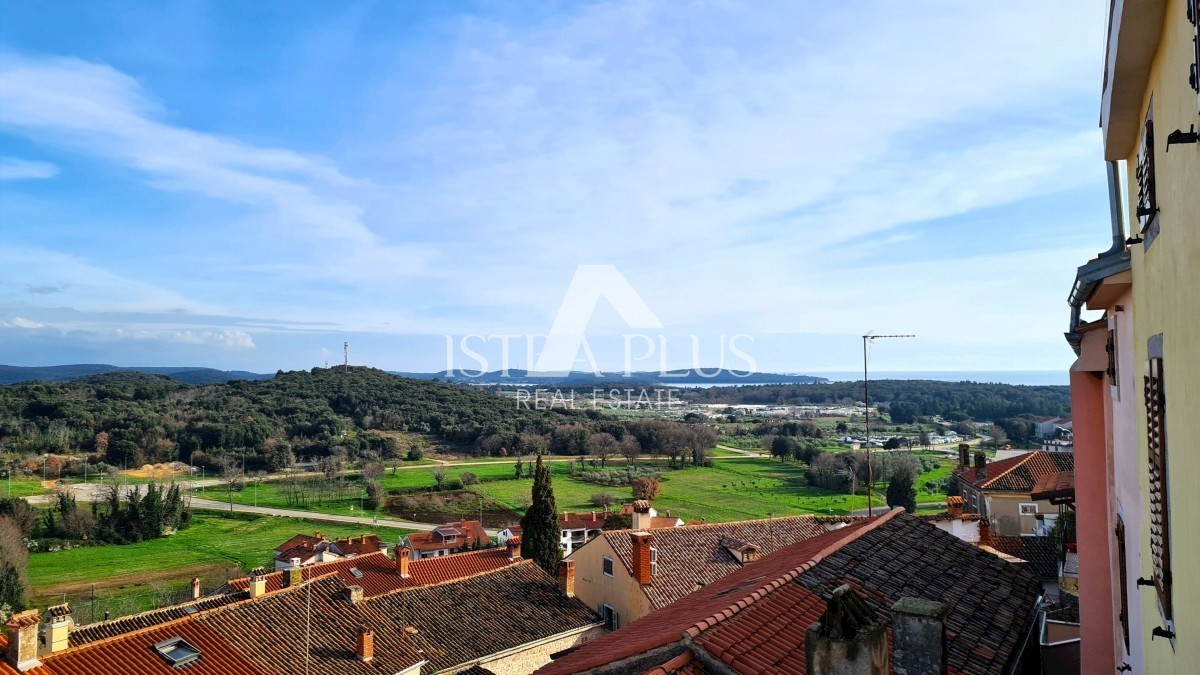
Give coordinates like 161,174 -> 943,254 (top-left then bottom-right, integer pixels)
679,508 -> 904,641
368,558 -> 533,600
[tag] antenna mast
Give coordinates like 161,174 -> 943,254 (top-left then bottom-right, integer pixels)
861,333 -> 916,517
344,342 -> 349,371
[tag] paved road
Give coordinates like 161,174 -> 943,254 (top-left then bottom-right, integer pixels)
184,497 -> 502,535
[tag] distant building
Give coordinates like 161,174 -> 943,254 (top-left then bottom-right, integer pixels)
953,448 -> 1074,537
271,532 -> 387,571
403,520 -> 489,559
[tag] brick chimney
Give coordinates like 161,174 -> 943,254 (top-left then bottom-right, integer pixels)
558,560 -> 576,598
805,585 -> 887,675
356,625 -> 374,662
946,496 -> 963,518
891,597 -> 949,675
396,546 -> 412,577
957,444 -> 970,471
283,558 -> 303,588
630,532 -> 653,585
45,604 -> 72,655
979,519 -> 991,546
973,452 -> 987,482
191,577 -> 202,600
506,536 -> 522,561
4,610 -> 42,672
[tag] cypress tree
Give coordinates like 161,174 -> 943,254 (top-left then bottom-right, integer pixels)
520,454 -> 561,575
886,462 -> 919,513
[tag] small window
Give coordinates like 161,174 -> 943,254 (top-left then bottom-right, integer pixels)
1116,515 -> 1131,651
650,547 -> 659,577
349,567 -> 363,579
1135,109 -> 1159,246
1020,503 -> 1039,516
1106,329 -> 1120,388
1189,1 -> 1200,100
444,535 -> 456,543
599,603 -> 619,631
602,556 -> 614,577
153,637 -> 202,668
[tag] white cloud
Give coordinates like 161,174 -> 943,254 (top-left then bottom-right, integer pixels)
158,329 -> 257,350
0,317 -> 45,329
0,157 -> 58,180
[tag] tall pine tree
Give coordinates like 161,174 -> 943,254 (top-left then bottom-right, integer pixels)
520,454 -> 561,575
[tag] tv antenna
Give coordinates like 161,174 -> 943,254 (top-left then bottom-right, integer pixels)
344,342 -> 349,371
862,332 -> 915,517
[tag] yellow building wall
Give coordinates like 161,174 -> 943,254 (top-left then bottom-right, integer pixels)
1124,1 -> 1200,671
981,493 -> 1057,537
567,536 -> 654,629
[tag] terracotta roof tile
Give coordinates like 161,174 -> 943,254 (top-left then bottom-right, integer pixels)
42,620 -> 266,675
560,511 -> 610,530
1030,471 -> 1075,503
640,651 -> 713,675
68,593 -> 249,647
331,534 -> 384,556
364,560 -> 600,672
405,520 -> 488,552
537,516 -> 885,675
989,535 -> 1059,579
955,451 -> 1074,492
599,515 -> 832,610
228,548 -> 516,597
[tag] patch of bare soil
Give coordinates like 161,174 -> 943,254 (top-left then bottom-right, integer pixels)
383,491 -> 519,528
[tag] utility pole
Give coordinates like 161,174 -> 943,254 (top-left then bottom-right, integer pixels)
862,333 -> 915,516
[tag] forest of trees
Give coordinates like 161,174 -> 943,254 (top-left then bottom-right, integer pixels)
681,379 -> 1070,422
0,367 -> 716,473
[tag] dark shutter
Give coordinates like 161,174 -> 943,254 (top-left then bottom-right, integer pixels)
1190,1 -> 1200,94
1136,116 -> 1158,234
1106,329 -> 1119,386
1144,353 -> 1172,619
1116,516 -> 1130,651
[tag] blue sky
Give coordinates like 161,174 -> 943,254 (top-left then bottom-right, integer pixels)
0,1 -> 1112,375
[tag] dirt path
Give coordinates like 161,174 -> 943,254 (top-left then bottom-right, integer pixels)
186,498 -> 502,536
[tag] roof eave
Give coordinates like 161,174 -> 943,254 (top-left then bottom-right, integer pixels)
1099,0 -> 1166,160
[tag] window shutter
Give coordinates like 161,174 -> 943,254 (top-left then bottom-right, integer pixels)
1136,117 -> 1157,231
1144,355 -> 1172,619
1106,329 -> 1119,386
1115,516 -> 1130,651
1190,1 -> 1200,94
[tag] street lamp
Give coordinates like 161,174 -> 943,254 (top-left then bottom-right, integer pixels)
862,333 -> 915,517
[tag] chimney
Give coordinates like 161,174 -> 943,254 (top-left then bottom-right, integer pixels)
979,519 -> 991,546
356,625 -> 374,662
377,540 -> 388,554
891,597 -> 949,675
283,558 -> 303,588
344,585 -> 364,605
506,536 -> 522,561
973,452 -> 987,482
957,444 -> 970,470
558,560 -> 576,598
946,496 -> 963,519
805,585 -> 887,675
396,546 -> 412,578
591,511 -> 596,521
45,604 -> 72,655
630,532 -> 653,585
191,577 -> 202,600
249,570 -> 267,599
632,501 -> 654,530
4,610 -> 42,672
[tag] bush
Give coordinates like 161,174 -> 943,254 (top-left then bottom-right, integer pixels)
406,447 -> 424,462
460,471 -> 479,486
631,476 -> 661,501
575,466 -> 661,487
590,493 -> 619,508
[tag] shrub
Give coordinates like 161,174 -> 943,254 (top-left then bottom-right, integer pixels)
590,492 -> 619,508
406,447 -> 424,462
460,471 -> 479,486
631,476 -> 661,501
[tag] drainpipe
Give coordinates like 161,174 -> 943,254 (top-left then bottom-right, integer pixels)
1098,160 -> 1126,258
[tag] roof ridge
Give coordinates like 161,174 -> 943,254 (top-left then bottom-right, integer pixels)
601,513 -> 824,539
366,557 -> 528,601
678,509 -> 903,642
980,450 -> 1045,487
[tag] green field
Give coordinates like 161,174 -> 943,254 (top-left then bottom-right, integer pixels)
28,512 -> 413,618
2,478 -> 47,498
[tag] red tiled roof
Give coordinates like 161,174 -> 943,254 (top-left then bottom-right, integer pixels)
559,511 -> 609,530
405,520 -> 488,552
1031,471 -> 1075,503
537,517 -> 885,675
540,511 -> 1044,675
34,619 -> 266,675
68,593 -> 249,647
989,535 -> 1060,579
599,515 -> 832,610
228,549 -> 516,597
955,451 -> 1074,492
366,561 -> 601,672
273,533 -> 324,553
332,534 -> 383,556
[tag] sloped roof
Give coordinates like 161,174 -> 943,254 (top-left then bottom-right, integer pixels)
599,515 -> 830,610
955,451 -> 1075,492
228,549 -> 516,597
560,511 -> 609,530
273,533 -> 325,554
406,520 -> 488,551
366,560 -> 600,672
640,651 -> 713,675
540,511 -> 1043,675
1031,471 -> 1075,503
537,518 -> 882,675
331,534 -> 383,556
68,592 -> 249,647
990,535 -> 1060,579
